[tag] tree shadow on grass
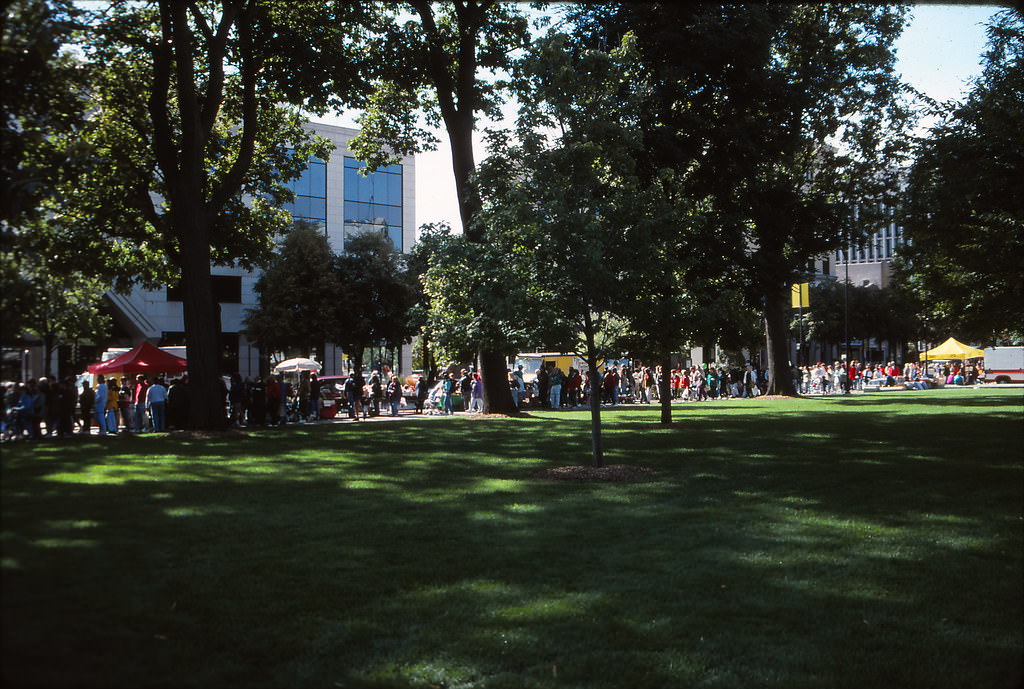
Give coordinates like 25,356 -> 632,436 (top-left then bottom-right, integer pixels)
2,396 -> 1022,688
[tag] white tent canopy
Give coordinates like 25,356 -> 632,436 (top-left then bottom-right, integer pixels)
272,357 -> 323,374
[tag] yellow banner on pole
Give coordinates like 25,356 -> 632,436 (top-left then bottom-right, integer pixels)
791,283 -> 810,309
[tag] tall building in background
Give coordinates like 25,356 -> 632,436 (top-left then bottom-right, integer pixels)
100,122 -> 416,378
830,199 -> 905,288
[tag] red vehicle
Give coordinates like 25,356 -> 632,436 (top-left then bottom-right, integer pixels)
316,375 -> 350,419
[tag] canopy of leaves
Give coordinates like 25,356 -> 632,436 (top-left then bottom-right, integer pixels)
897,10 -> 1024,344
0,0 -> 89,231
244,223 -> 337,355
348,0 -> 533,171
51,1 -> 335,292
796,280 -> 920,350
332,230 -> 419,369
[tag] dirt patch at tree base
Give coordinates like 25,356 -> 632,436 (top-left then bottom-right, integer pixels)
534,464 -> 658,482
167,428 -> 249,439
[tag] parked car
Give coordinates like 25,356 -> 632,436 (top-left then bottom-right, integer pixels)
316,375 -> 350,418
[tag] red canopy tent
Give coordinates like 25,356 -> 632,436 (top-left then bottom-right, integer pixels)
87,341 -> 188,376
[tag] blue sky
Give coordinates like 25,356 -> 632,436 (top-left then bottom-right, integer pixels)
321,4 -> 1006,235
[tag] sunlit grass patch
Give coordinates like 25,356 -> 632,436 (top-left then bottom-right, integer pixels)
1,388 -> 1021,688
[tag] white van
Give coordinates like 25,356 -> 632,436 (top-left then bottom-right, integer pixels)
984,347 -> 1024,384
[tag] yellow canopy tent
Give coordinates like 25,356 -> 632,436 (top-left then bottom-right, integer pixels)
922,337 -> 985,360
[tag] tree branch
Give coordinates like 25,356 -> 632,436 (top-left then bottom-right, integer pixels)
209,0 -> 258,211
411,0 -> 458,122
199,1 -> 240,136
149,2 -> 177,182
167,2 -> 202,187
187,1 -> 213,40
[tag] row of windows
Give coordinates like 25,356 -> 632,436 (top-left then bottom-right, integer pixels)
344,201 -> 402,228
283,195 -> 327,222
343,156 -> 403,251
835,227 -> 905,265
343,224 -> 403,251
279,155 -> 404,252
289,158 -> 327,199
343,159 -> 403,207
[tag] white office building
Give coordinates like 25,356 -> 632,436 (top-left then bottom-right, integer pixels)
103,122 -> 416,378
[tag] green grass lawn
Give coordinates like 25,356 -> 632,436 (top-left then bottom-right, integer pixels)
2,388 -> 1022,688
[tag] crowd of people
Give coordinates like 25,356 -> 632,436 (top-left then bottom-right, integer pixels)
0,373 -> 186,441
0,357 -> 985,442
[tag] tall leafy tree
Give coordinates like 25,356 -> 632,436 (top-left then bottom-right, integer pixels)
417,221 -> 541,372
57,1 -> 375,429
725,5 -> 914,394
565,3 -> 915,396
349,0 -> 534,414
475,33 -> 670,465
331,230 -> 419,376
0,0 -> 87,231
1,0 -> 103,355
244,223 -> 338,361
897,9 -> 1024,344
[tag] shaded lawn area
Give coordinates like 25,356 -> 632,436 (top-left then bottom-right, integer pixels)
2,388 -> 1022,689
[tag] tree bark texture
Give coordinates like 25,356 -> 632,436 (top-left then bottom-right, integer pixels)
587,360 -> 604,468
763,284 -> 798,396
659,354 -> 673,425
584,311 -> 604,467
176,207 -> 227,430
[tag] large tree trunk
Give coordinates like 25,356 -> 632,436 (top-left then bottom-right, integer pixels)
659,353 -> 673,425
763,285 -> 798,396
178,207 -> 227,431
479,348 -> 515,414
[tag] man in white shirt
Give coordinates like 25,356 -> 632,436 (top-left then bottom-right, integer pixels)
146,378 -> 168,432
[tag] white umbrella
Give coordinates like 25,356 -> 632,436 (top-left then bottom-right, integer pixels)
273,357 -> 323,374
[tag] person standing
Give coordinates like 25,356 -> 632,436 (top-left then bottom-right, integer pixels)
265,375 -> 282,426
228,373 -> 246,426
146,377 -> 168,432
442,372 -> 456,415
78,381 -> 94,436
459,370 -> 472,413
93,376 -> 109,435
469,373 -> 484,413
743,365 -> 755,398
344,375 -> 359,420
248,376 -> 267,426
513,366 -> 525,406
535,365 -> 550,409
117,377 -> 132,432
548,366 -> 564,409
104,379 -> 119,433
386,374 -> 403,416
297,371 -> 311,422
368,371 -> 382,417
415,374 -> 428,414
166,378 -> 184,429
308,373 -> 321,422
133,374 -> 150,432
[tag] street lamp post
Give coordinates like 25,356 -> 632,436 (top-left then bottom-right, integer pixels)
844,241 -> 850,364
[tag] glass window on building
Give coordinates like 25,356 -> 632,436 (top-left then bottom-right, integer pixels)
343,156 -> 403,251
282,156 -> 327,234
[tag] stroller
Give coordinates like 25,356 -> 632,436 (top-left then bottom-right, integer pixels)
424,381 -> 446,415
284,395 -> 303,424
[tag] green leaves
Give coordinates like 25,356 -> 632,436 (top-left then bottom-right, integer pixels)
898,10 -> 1024,343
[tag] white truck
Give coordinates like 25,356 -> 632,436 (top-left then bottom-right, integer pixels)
983,346 -> 1024,384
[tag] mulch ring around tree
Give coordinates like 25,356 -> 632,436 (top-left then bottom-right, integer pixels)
167,428 -> 249,439
534,464 -> 658,482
